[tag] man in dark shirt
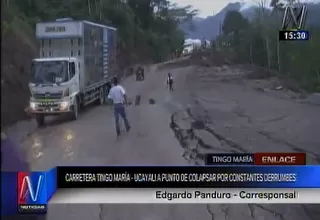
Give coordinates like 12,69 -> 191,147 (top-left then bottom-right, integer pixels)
166,73 -> 174,91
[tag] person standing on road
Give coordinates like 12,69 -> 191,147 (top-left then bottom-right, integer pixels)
166,73 -> 174,91
107,77 -> 131,136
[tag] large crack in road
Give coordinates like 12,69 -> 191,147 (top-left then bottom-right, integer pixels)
169,108 -> 318,220
170,108 -> 247,165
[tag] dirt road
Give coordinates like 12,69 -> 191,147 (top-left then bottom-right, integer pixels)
5,62 -> 320,219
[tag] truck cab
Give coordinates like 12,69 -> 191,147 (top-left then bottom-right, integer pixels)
29,57 -> 80,125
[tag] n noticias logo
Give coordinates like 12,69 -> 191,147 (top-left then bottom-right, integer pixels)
19,175 -> 44,202
281,0 -> 307,30
17,172 -> 47,214
18,172 -> 46,204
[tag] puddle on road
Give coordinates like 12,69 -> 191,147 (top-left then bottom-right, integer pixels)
30,136 -> 44,160
62,129 -> 76,161
23,128 -> 78,164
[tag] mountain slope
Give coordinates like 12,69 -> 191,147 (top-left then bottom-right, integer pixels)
181,2 -> 243,39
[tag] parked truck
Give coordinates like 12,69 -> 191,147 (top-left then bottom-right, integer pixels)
28,18 -> 117,127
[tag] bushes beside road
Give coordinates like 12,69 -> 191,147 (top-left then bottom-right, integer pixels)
215,2 -> 320,92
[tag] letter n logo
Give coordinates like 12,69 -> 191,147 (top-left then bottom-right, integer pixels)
17,172 -> 45,204
282,5 -> 307,30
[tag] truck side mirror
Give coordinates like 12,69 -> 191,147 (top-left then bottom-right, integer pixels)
30,63 -> 34,76
69,62 -> 75,77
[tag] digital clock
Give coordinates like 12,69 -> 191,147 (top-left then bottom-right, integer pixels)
279,30 -> 309,41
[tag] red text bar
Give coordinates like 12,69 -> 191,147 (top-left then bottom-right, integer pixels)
254,153 -> 306,165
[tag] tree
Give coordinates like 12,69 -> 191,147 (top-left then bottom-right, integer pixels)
221,11 -> 251,62
3,0 -> 197,65
222,11 -> 249,35
216,1 -> 320,92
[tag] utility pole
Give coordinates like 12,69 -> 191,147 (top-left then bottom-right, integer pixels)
99,0 -> 102,21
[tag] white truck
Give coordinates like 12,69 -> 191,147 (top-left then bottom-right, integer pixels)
29,18 -> 117,127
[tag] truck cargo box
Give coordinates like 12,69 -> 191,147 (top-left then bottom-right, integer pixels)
103,27 -> 117,79
83,21 -> 117,88
83,21 -> 104,87
35,19 -> 117,90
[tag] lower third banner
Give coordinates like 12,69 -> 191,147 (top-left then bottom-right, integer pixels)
57,166 -> 320,188
48,188 -> 320,204
2,165 -> 320,215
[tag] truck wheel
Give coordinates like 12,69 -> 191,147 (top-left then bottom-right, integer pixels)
70,99 -> 79,120
99,88 -> 105,105
35,115 -> 45,127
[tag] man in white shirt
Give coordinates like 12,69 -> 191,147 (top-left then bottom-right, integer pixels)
107,77 -> 131,136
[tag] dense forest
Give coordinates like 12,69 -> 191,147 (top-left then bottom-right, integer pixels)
2,0 -> 197,64
216,0 -> 320,92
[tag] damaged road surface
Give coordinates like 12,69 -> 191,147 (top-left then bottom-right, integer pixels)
9,63 -> 320,219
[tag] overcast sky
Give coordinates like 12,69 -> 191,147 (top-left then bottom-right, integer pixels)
171,0 -> 319,18
171,0 -> 242,17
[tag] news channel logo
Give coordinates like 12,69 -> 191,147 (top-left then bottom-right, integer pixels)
17,172 -> 47,213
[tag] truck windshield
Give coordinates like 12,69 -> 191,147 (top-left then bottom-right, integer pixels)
30,61 -> 68,84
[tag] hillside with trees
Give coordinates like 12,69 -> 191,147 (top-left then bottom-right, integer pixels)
1,0 -> 197,126
181,1 -> 320,40
213,1 -> 320,92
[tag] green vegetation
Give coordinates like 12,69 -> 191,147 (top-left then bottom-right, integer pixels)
216,1 -> 320,92
2,0 -> 197,64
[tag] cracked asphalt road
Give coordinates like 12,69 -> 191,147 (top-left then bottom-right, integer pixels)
7,62 -> 320,219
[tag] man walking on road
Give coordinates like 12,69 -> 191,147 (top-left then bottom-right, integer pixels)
108,77 -> 131,136
166,73 -> 174,91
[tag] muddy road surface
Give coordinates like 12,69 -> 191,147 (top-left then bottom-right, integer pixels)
5,62 -> 320,219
